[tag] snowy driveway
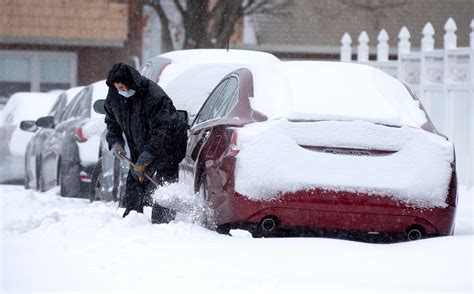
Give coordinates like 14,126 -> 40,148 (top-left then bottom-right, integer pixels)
1,184 -> 472,293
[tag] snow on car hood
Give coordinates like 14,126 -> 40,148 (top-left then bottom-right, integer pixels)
234,119 -> 454,208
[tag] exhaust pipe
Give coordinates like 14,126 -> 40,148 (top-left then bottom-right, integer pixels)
261,217 -> 277,232
407,228 -> 423,241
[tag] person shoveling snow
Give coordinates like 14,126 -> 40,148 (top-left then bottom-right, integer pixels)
103,63 -> 187,223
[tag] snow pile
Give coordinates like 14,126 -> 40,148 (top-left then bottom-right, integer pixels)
249,62 -> 428,127
81,117 -> 106,138
152,181 -> 211,225
235,119 -> 454,207
1,184 -> 472,293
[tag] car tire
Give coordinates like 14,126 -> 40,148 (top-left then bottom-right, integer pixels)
38,160 -> 45,192
24,157 -> 30,190
196,174 -> 214,229
58,158 -> 81,198
90,159 -> 103,203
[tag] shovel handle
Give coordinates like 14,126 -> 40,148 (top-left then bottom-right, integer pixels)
120,155 -> 161,187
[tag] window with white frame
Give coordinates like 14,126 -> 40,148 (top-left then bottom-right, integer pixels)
0,51 -> 77,99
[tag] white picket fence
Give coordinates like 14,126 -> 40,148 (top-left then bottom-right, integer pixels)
340,18 -> 474,187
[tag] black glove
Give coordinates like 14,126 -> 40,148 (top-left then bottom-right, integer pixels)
132,150 -> 154,182
111,143 -> 126,160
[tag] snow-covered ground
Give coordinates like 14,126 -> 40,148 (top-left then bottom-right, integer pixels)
1,184 -> 473,294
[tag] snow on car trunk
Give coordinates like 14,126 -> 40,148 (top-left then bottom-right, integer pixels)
235,119 -> 454,208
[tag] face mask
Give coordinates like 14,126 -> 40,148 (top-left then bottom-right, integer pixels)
118,89 -> 136,98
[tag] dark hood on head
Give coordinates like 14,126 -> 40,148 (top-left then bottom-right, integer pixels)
106,63 -> 143,90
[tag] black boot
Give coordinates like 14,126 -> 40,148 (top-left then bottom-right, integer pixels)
151,203 -> 176,224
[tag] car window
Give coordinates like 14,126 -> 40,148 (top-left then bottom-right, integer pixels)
49,94 -> 67,123
213,77 -> 238,119
194,79 -> 228,125
61,88 -> 85,122
218,87 -> 239,118
79,88 -> 92,119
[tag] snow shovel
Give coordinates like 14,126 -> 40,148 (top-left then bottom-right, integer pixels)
120,154 -> 177,224
120,154 -> 161,187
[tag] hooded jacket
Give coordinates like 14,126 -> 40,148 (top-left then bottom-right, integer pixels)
104,63 -> 182,169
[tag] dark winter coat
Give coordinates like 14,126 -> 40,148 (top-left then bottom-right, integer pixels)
104,63 -> 184,171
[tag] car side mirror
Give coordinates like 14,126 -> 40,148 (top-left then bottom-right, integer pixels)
19,120 -> 38,132
93,99 -> 106,115
36,116 -> 55,129
177,110 -> 191,129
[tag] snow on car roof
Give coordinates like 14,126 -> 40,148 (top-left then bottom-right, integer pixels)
159,49 -> 279,65
0,92 -> 61,126
164,63 -> 245,115
249,61 -> 427,128
158,49 -> 280,87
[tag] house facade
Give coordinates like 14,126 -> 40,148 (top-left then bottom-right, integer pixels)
238,0 -> 474,60
0,0 -> 143,99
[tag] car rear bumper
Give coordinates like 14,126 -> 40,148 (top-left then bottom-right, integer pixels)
216,188 -> 456,237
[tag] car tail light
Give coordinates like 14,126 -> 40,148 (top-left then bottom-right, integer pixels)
75,124 -> 88,142
79,171 -> 92,183
225,129 -> 239,157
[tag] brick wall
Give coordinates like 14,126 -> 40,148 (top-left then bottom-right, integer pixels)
0,0 -> 128,44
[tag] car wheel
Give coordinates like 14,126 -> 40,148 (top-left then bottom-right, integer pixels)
24,157 -> 30,190
38,161 -> 45,192
90,159 -> 104,202
196,174 -> 214,229
59,159 -> 81,198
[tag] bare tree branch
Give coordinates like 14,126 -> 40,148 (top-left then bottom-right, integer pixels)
243,0 -> 290,16
340,0 -> 408,10
142,0 -> 291,50
172,0 -> 186,17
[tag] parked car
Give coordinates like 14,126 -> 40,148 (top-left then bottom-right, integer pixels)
180,61 -> 457,241
36,80 -> 107,198
140,49 -> 280,87
89,130 -> 129,204
21,86 -> 84,190
0,92 -> 60,184
90,49 -> 280,204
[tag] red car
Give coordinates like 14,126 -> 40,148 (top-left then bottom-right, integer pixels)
180,61 -> 457,241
